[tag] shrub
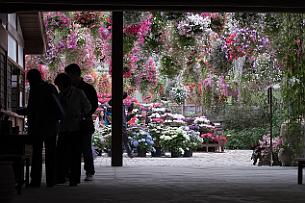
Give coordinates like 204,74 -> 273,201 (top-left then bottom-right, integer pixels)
225,127 -> 267,149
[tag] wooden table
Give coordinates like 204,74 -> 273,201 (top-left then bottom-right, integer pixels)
201,143 -> 222,152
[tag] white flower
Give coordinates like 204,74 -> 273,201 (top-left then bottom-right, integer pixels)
183,133 -> 190,141
194,116 -> 210,124
172,114 -> 185,120
289,77 -> 300,86
179,148 -> 185,154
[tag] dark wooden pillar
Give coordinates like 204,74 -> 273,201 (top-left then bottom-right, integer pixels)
111,11 -> 123,167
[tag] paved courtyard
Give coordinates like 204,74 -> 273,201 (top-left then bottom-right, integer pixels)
12,150 -> 305,203
95,149 -> 254,168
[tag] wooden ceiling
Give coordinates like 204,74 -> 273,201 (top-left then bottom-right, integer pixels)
0,0 -> 305,12
17,12 -> 45,54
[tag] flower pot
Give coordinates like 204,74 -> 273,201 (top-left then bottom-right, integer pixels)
151,147 -> 162,157
107,150 -> 112,157
0,161 -> 16,203
170,150 -> 182,158
183,149 -> 193,157
137,148 -> 147,157
278,148 -> 292,166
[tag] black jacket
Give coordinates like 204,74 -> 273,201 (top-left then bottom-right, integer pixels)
77,80 -> 98,116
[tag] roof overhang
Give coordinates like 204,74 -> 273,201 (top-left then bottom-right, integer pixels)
0,0 -> 305,12
17,12 -> 46,54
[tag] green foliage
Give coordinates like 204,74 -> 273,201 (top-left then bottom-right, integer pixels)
208,39 -> 229,74
233,13 -> 265,29
225,127 -> 267,149
281,120 -> 305,159
223,105 -> 269,130
182,66 -> 199,83
123,34 -> 137,55
143,12 -> 165,53
177,35 -> 196,48
159,55 -> 181,79
161,12 -> 184,21
267,13 -> 305,121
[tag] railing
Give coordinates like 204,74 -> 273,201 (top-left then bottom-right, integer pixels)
0,109 -> 24,134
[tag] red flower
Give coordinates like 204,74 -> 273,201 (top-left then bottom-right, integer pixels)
124,24 -> 141,35
201,132 -> 218,143
151,118 -> 164,123
217,135 -> 228,145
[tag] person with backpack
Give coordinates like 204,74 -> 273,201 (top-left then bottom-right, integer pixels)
54,73 -> 91,186
65,64 -> 98,181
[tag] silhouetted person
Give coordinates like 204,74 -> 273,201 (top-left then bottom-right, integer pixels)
54,73 -> 91,186
65,63 -> 98,181
108,92 -> 133,158
127,103 -> 135,122
17,69 -> 60,187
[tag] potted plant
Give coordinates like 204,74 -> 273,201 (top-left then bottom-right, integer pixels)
201,132 -> 218,144
129,127 -> 154,157
278,144 -> 294,166
183,130 -> 201,157
256,134 -> 283,166
100,126 -> 112,156
147,123 -> 164,157
160,127 -> 189,157
92,129 -> 105,156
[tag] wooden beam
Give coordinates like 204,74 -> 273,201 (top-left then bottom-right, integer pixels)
111,11 -> 123,167
1,0 -> 305,12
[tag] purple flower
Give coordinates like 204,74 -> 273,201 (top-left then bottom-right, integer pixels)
202,74 -> 212,89
189,124 -> 199,131
67,31 -> 78,49
132,140 -> 139,147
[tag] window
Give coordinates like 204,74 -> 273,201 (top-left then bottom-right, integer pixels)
18,45 -> 23,68
8,14 -> 16,30
0,50 -> 5,108
11,75 -> 17,88
8,34 -> 17,62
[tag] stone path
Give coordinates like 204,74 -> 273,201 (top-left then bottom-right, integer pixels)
12,150 -> 305,203
95,150 -> 254,168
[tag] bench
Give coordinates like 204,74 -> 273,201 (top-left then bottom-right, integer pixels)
297,158 -> 305,184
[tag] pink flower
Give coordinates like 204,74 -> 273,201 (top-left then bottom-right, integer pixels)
99,26 -> 110,40
218,75 -> 229,97
202,74 -> 212,89
83,74 -> 95,84
66,31 -> 78,49
124,24 -> 141,35
151,118 -> 164,123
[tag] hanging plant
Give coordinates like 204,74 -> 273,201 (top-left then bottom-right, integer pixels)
123,34 -> 137,55
210,13 -> 225,34
73,11 -> 99,28
44,12 -> 71,31
170,86 -> 187,105
143,13 -> 165,54
159,55 -> 181,79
